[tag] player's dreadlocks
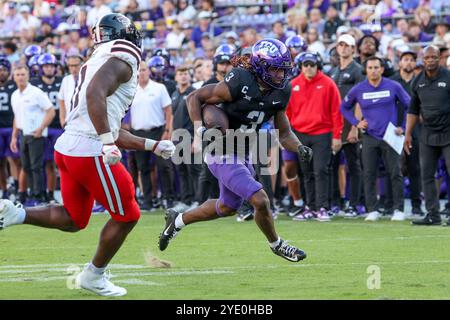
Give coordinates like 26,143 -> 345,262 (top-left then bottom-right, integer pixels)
230,53 -> 252,70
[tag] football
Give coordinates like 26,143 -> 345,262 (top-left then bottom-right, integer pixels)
201,104 -> 229,135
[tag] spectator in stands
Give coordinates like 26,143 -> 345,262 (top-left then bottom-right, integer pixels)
309,8 -> 325,35
308,0 -> 330,14
348,1 -> 376,23
406,20 -> 434,43
162,0 -> 177,21
323,4 -> 344,42
306,27 -> 326,57
415,6 -> 435,34
285,8 -> 300,34
154,18 -> 169,48
87,0 -> 112,27
141,0 -> 163,21
166,20 -> 185,50
199,0 -> 215,14
76,8 -> 90,38
2,2 -> 21,37
41,3 -> 61,30
190,11 -> 223,48
433,20 -> 450,46
19,4 -> 41,32
225,31 -> 239,47
241,28 -> 259,48
374,0 -> 403,18
3,41 -> 20,65
439,47 -> 450,67
295,12 -> 309,36
122,0 -> 141,21
401,0 -> 420,14
342,0 -> 360,17
177,0 -> 197,24
268,21 -> 288,43
393,18 -> 409,36
35,21 -> 54,44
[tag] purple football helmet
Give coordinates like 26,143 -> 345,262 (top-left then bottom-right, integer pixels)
38,53 -> 58,66
250,38 -> 292,89
148,55 -> 168,82
38,53 -> 58,77
213,44 -> 235,67
0,57 -> 11,72
27,54 -> 41,77
24,45 -> 42,61
285,35 -> 308,58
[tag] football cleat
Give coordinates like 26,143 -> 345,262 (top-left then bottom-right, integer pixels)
271,239 -> 306,262
0,199 -> 23,230
158,209 -> 181,251
76,265 -> 126,297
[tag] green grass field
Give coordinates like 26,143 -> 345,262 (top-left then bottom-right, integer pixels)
1,211 -> 450,300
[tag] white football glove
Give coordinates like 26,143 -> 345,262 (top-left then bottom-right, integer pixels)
154,140 -> 176,159
102,144 -> 122,165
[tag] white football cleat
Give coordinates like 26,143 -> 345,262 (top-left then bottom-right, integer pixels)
0,199 -> 23,230
365,211 -> 380,221
391,210 -> 406,221
76,265 -> 127,297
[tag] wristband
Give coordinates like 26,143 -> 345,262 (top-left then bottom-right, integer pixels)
196,126 -> 207,137
99,132 -> 115,145
144,138 -> 157,151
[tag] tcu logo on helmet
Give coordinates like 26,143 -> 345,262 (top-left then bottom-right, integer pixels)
258,41 -> 279,55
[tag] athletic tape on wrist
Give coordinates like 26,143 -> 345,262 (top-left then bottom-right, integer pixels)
99,132 -> 115,145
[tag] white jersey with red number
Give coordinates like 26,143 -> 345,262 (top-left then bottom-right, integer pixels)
54,39 -> 141,156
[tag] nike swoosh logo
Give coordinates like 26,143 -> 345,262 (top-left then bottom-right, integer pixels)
372,99 -> 380,102
272,101 -> 281,105
163,223 -> 173,236
418,84 -> 425,87
317,86 -> 323,89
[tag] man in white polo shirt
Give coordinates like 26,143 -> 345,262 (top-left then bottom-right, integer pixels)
130,61 -> 174,210
10,65 -> 55,204
58,54 -> 83,127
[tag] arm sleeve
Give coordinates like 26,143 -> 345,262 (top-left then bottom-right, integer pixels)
223,68 -> 243,100
340,86 -> 359,126
330,81 -> 343,139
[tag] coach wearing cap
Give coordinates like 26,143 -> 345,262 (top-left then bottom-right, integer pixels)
405,46 -> 450,226
287,52 -> 343,221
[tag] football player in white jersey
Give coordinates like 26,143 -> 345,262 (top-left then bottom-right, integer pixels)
0,13 -> 176,297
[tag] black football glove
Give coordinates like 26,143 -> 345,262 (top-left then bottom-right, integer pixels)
298,145 -> 313,162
